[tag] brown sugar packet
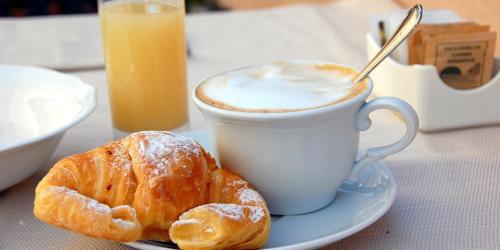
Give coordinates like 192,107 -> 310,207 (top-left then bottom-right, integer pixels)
408,28 -> 424,64
409,23 -> 490,64
423,32 -> 496,89
420,23 -> 490,37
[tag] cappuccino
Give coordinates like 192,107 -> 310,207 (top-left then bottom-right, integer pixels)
196,62 -> 367,112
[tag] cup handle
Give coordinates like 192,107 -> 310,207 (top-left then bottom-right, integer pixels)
348,97 -> 418,182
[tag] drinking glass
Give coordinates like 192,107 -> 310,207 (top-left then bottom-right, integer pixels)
98,0 -> 188,136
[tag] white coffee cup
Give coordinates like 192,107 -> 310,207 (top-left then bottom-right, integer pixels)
193,61 -> 418,215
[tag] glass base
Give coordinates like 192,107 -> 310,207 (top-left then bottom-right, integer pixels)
112,121 -> 191,140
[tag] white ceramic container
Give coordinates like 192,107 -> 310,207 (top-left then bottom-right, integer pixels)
193,61 -> 418,215
366,33 -> 500,132
0,65 -> 96,191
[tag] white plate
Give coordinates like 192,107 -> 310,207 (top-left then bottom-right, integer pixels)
126,130 -> 396,250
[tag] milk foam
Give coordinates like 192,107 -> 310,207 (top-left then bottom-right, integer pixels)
198,62 -> 359,111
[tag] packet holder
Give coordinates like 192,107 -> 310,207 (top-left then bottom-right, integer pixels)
366,33 -> 500,132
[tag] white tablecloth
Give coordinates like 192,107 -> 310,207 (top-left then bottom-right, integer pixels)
2,0 -> 500,249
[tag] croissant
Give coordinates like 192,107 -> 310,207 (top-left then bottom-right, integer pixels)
34,131 -> 271,249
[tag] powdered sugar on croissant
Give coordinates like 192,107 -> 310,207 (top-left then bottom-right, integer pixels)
33,131 -> 271,249
170,169 -> 270,249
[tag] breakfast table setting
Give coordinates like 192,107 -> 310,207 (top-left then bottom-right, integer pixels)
1,0 -> 500,249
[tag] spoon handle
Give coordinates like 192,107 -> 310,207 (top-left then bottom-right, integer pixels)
353,4 -> 423,84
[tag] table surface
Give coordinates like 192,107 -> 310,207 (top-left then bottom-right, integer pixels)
1,1 -> 500,249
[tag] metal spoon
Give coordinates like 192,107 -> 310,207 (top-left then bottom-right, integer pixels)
352,4 -> 423,84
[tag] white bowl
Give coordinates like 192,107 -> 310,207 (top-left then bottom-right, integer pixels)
0,65 -> 96,191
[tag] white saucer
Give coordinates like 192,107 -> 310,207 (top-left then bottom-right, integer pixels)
125,130 -> 396,250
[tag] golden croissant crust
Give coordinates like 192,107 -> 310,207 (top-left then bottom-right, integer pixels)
34,131 -> 270,249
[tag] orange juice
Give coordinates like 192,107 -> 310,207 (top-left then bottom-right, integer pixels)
99,0 -> 187,132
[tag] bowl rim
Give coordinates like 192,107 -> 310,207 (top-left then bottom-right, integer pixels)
0,65 -> 97,153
